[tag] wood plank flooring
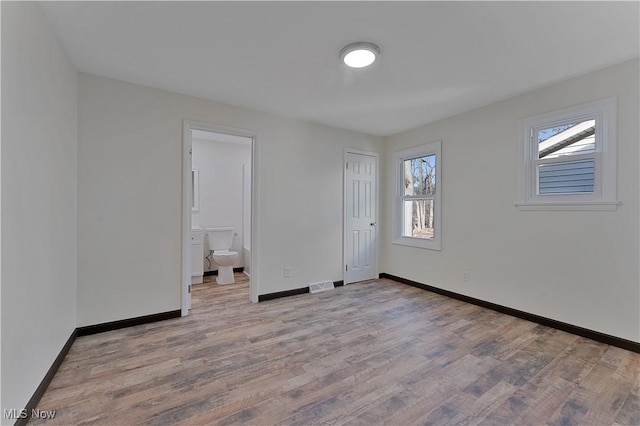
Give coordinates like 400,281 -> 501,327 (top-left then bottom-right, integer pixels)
32,274 -> 639,425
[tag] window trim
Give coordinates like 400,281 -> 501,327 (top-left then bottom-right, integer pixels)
516,97 -> 619,211
392,141 -> 442,250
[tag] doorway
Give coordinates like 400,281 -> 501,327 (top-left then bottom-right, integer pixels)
182,120 -> 259,315
344,149 -> 379,284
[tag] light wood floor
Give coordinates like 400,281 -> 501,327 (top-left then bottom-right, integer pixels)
32,274 -> 639,425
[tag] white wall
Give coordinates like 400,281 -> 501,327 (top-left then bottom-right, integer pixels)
1,2 -> 78,417
192,138 -> 250,271
77,73 -> 382,326
381,59 -> 640,343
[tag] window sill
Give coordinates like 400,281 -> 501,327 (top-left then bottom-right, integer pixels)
515,200 -> 621,211
393,236 -> 441,251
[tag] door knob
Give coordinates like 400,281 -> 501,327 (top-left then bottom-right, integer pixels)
370,222 -> 377,226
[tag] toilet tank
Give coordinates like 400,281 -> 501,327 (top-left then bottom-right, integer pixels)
205,227 -> 235,251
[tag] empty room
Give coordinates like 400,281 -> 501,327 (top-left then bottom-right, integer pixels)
2,1 -> 639,425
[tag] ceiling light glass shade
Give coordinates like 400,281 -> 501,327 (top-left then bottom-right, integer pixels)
340,42 -> 380,68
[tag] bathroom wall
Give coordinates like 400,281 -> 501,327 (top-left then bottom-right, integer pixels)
192,137 -> 251,271
1,2 -> 78,417
243,154 -> 252,276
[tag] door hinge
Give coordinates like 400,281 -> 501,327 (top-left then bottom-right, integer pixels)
188,285 -> 191,294
346,264 -> 348,271
346,162 -> 348,170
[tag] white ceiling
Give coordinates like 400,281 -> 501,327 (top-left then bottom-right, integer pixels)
41,1 -> 639,137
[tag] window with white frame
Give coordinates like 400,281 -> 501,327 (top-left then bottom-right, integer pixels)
393,141 -> 441,250
517,97 -> 618,211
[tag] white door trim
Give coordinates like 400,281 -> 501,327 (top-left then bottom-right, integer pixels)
343,148 -> 379,284
182,120 -> 260,316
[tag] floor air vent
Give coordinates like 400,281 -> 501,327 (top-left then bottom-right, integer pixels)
309,280 -> 335,294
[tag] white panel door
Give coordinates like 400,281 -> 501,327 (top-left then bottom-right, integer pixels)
345,152 -> 377,284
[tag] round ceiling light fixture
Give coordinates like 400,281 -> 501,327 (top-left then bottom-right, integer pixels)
339,42 -> 380,68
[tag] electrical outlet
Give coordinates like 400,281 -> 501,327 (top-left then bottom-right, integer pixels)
463,271 -> 470,282
284,267 -> 292,278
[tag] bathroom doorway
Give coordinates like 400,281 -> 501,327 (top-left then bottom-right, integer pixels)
181,120 -> 258,315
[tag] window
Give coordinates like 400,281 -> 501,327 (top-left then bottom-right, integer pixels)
516,97 -> 618,211
393,141 -> 441,250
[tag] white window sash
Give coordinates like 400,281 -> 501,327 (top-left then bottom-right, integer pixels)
516,97 -> 618,211
393,141 -> 442,250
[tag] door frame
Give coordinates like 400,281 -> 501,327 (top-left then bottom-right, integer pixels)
343,148 -> 380,284
182,120 -> 260,316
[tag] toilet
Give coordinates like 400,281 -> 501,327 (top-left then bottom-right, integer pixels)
205,227 -> 238,285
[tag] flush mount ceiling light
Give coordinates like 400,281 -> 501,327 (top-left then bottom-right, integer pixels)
339,42 -> 380,68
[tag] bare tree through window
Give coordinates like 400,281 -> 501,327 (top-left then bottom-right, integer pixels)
403,155 -> 436,239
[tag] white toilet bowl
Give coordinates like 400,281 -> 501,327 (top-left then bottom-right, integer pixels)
212,249 -> 238,285
206,227 -> 239,285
